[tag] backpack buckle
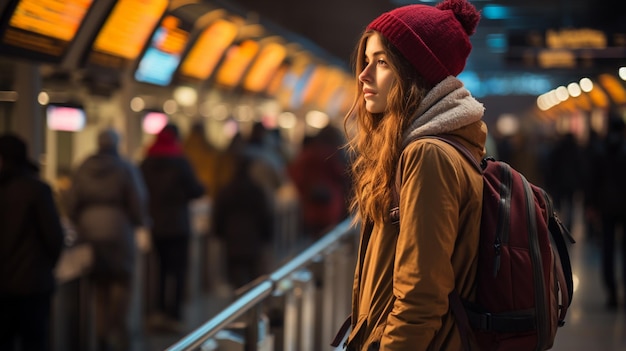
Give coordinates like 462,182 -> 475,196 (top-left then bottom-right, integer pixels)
479,312 -> 493,330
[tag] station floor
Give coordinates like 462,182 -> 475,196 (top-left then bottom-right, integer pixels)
138,206 -> 626,351
547,211 -> 626,351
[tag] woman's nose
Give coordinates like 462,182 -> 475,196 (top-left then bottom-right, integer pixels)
359,65 -> 371,84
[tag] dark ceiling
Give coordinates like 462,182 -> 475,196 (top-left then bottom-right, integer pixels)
1,0 -> 625,96
223,0 -> 626,81
215,0 -> 396,66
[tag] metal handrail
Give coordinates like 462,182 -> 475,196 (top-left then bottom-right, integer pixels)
165,218 -> 356,351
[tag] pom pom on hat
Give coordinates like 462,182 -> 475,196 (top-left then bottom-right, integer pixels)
436,0 -> 480,36
367,0 -> 480,86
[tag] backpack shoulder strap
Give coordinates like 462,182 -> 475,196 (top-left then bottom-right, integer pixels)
429,135 -> 483,173
450,290 -> 473,351
391,135 -> 482,221
542,190 -> 576,323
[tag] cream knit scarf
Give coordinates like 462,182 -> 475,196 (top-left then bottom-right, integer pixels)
402,76 -> 484,148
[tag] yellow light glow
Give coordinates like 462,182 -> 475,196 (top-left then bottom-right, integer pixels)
92,0 -> 168,60
180,19 -> 238,80
243,42 -> 287,93
599,73 -> 626,105
301,66 -> 328,105
278,112 -> 297,129
588,85 -> 609,108
10,0 -> 92,41
216,40 -> 259,88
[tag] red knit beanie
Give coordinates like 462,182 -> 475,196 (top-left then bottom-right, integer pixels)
367,0 -> 480,86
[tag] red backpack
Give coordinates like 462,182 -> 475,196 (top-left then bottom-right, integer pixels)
399,136 -> 575,351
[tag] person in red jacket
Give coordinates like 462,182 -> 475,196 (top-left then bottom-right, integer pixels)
140,124 -> 205,332
288,125 -> 351,241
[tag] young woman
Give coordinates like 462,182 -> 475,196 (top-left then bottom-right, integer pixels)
341,0 -> 487,349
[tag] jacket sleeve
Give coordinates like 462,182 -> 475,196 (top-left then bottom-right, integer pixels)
181,159 -> 205,200
65,166 -> 83,223
125,162 -> 150,227
381,142 -> 462,351
36,182 -> 65,267
211,189 -> 225,239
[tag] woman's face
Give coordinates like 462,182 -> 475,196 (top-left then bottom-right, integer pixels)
358,32 -> 395,114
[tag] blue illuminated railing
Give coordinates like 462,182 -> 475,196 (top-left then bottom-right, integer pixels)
165,218 -> 357,351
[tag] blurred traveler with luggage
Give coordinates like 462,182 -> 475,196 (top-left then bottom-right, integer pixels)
67,128 -> 149,351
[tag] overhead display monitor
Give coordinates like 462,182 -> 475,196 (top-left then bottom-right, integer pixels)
134,14 -> 192,86
84,0 -> 168,69
301,66 -> 328,106
46,104 -> 86,132
142,110 -> 168,134
243,42 -> 287,93
266,63 -> 288,97
215,39 -> 260,89
178,18 -> 238,82
274,59 -> 315,109
314,67 -> 348,109
0,0 -> 94,63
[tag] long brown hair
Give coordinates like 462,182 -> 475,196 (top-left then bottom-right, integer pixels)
344,30 -> 430,224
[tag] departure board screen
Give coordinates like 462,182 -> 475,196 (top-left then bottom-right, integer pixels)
134,15 -> 191,86
283,63 -> 315,109
215,39 -> 260,88
179,18 -> 238,81
0,0 -> 93,63
243,42 -> 287,93
46,104 -> 86,132
266,63 -> 288,96
85,0 -> 168,69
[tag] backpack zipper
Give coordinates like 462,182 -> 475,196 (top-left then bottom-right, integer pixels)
494,162 -> 513,276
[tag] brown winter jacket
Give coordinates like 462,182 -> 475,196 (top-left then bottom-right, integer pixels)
347,122 -> 486,351
344,75 -> 488,351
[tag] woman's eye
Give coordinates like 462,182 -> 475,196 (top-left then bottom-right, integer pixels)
377,59 -> 387,66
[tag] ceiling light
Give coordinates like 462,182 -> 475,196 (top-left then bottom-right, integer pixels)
579,78 -> 593,92
555,86 -> 569,101
567,83 -> 581,97
482,5 -> 511,20
173,86 -> 198,107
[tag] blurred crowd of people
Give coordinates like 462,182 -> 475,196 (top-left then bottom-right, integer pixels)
0,119 -> 352,351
